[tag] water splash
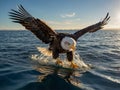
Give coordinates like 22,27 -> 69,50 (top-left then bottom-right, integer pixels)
30,48 -> 92,88
31,47 -> 89,69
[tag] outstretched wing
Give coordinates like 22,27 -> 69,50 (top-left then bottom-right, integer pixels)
9,5 -> 57,44
73,13 -> 110,40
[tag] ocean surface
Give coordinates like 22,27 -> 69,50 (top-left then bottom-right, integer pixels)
0,30 -> 120,90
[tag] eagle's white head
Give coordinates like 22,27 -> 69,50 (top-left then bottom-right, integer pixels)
61,37 -> 76,51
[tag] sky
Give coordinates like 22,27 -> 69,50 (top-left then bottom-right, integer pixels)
0,0 -> 120,30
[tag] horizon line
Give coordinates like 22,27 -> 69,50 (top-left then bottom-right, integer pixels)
0,28 -> 120,31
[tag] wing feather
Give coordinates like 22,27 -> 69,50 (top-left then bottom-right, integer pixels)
73,13 -> 110,40
9,5 -> 57,44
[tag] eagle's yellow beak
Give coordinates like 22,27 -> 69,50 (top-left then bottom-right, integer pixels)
70,44 -> 76,51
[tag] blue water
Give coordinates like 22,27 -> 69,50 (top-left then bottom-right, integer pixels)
0,30 -> 120,90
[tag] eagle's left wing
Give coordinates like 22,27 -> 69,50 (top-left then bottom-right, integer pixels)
73,13 -> 110,40
9,5 -> 57,44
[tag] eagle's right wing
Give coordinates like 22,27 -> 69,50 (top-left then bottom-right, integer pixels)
9,5 -> 57,44
73,13 -> 110,40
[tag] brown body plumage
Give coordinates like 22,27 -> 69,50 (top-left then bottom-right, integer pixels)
9,5 -> 110,63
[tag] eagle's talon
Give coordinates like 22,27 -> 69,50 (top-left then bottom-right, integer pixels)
56,59 -> 63,66
70,62 -> 79,69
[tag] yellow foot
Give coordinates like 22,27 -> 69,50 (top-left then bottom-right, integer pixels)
56,59 -> 63,66
70,62 -> 79,69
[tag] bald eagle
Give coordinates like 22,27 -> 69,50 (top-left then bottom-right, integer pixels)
9,5 -> 110,68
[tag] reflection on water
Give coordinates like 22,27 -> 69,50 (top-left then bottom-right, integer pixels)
30,51 -> 91,89
19,73 -> 83,90
34,63 -> 85,90
31,51 -> 91,75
